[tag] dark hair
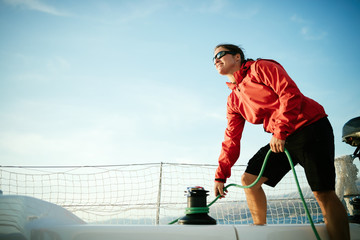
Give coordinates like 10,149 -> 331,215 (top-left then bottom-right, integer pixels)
214,44 -> 254,65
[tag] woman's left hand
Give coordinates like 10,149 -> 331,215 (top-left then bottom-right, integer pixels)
270,136 -> 285,153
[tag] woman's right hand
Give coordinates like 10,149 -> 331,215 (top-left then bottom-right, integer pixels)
214,181 -> 227,198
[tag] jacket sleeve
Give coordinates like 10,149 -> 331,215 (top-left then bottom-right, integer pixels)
215,98 -> 245,182
254,60 -> 303,140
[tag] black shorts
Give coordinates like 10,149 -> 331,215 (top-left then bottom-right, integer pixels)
245,117 -> 335,191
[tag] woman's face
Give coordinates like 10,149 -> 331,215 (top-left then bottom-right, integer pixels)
214,47 -> 241,76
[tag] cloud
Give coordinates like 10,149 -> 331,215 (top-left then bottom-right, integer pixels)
300,27 -> 328,40
3,0 -> 68,16
291,14 -> 327,41
0,101 -> 142,165
46,56 -> 71,73
198,0 -> 225,13
100,1 -> 167,24
0,79 -> 226,166
290,14 -> 308,24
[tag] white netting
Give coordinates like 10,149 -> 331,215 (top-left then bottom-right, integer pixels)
0,162 -> 323,225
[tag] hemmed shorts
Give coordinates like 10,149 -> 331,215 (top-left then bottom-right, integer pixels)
245,117 -> 335,191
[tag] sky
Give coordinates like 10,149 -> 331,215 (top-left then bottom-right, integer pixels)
0,0 -> 359,168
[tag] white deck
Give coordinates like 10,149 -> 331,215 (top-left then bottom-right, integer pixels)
1,195 -> 359,240
29,224 -> 360,240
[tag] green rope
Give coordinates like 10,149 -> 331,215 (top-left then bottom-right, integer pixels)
168,149 -> 321,240
185,207 -> 209,214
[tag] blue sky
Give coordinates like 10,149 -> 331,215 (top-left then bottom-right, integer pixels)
0,0 -> 359,167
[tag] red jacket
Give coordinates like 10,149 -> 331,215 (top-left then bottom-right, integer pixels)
215,59 -> 327,181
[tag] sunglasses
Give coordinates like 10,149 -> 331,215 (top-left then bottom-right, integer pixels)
213,51 -> 236,63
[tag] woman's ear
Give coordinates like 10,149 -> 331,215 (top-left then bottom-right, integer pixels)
235,53 -> 241,63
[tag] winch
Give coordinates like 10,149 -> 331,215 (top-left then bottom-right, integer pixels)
342,116 -> 360,223
342,116 -> 360,159
178,186 -> 216,225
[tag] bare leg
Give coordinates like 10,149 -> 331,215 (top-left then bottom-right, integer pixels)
313,190 -> 350,240
241,173 -> 269,225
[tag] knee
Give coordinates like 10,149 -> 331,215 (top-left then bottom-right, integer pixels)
241,173 -> 264,189
241,173 -> 252,185
313,190 -> 338,203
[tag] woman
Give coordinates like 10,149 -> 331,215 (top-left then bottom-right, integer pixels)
213,44 -> 349,240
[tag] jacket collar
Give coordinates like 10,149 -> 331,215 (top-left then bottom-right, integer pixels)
226,60 -> 254,90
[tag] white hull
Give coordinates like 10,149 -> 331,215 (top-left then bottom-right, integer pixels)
1,195 -> 359,240
30,224 -> 360,240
